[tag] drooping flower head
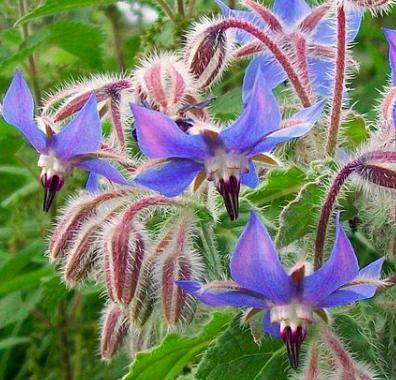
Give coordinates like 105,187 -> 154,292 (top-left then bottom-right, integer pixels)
216,0 -> 362,99
177,211 -> 385,369
2,71 -> 128,211
131,69 -> 326,220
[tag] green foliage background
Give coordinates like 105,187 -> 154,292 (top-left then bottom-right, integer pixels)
0,1 -> 395,379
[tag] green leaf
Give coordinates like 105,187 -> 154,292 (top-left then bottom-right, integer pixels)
0,241 -> 44,282
212,88 -> 242,121
0,337 -> 30,351
276,176 -> 327,247
0,267 -> 54,295
341,113 -> 369,150
244,166 -> 307,220
124,312 -> 233,380
15,0 -> 119,25
196,317 -> 289,380
0,21 -> 105,71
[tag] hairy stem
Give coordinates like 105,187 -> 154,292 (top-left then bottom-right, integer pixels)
326,6 -> 346,156
105,5 -> 126,71
156,0 -> 176,21
177,0 -> 185,16
294,34 -> 314,101
18,0 -> 40,101
212,18 -> 311,106
314,159 -> 361,269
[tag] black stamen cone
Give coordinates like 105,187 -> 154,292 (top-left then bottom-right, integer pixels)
216,176 -> 240,221
281,326 -> 306,369
42,175 -> 60,212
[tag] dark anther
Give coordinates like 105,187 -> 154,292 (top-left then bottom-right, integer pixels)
216,176 -> 240,221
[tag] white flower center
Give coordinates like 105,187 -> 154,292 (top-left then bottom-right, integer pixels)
271,302 -> 313,332
204,150 -> 249,182
37,151 -> 73,179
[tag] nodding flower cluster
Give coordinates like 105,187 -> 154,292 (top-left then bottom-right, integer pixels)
1,0 -> 395,371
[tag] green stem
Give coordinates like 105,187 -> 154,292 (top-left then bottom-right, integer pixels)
105,5 -> 126,71
18,0 -> 40,102
187,0 -> 197,16
177,0 -> 185,16
156,0 -> 177,21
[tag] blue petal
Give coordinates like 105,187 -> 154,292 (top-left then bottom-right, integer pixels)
176,280 -> 269,308
312,9 -> 362,45
2,70 -> 47,152
54,94 -> 101,160
134,159 -> 203,197
131,104 -> 210,161
230,211 -> 294,304
384,28 -> 396,86
263,312 -> 281,338
249,98 -> 326,155
85,172 -> 100,193
215,0 -> 268,44
242,55 -> 287,106
240,160 -> 259,188
221,69 -> 281,154
273,0 -> 311,26
78,158 -> 129,185
317,257 -> 384,308
303,213 -> 359,305
308,58 -> 334,98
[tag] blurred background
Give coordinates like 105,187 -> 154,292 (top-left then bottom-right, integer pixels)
0,1 -> 394,379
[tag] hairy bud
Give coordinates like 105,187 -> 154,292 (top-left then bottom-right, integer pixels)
157,212 -> 200,326
342,0 -> 395,14
63,204 -> 123,286
134,53 -> 194,114
100,303 -> 129,360
49,189 -> 131,262
103,219 -> 147,306
184,18 -> 233,89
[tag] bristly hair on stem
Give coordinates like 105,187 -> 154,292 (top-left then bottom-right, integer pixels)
326,5 -> 347,157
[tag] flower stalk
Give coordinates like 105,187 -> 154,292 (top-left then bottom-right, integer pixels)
326,5 -> 347,156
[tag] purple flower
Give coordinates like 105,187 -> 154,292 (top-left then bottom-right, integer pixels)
216,0 -> 362,98
177,211 -> 384,369
384,27 -> 396,86
2,71 -> 128,211
131,70 -> 326,220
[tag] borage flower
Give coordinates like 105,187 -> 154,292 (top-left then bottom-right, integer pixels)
131,71 -> 326,220
177,211 -> 384,369
2,71 -> 128,211
216,0 -> 362,99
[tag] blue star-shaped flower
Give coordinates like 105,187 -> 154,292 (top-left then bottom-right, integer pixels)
2,71 -> 128,211
131,70 -> 326,220
177,211 -> 384,369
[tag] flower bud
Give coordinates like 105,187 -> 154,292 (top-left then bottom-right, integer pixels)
184,18 -> 233,89
49,189 -> 130,262
100,303 -> 129,360
129,230 -> 173,327
343,0 -> 394,13
103,219 -> 147,306
157,212 -> 200,326
134,53 -> 194,114
63,203 -> 124,286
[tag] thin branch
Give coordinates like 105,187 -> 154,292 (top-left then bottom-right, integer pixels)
156,0 -> 177,21
177,0 -> 185,16
326,6 -> 346,156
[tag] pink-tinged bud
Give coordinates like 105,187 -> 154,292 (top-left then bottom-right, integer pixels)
103,220 -> 146,306
134,53 -> 194,114
63,204 -> 124,286
103,195 -> 175,306
158,213 -> 200,326
49,189 -> 131,262
357,151 -> 396,190
184,18 -> 233,89
343,0 -> 394,13
129,230 -> 174,327
100,303 -> 129,360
